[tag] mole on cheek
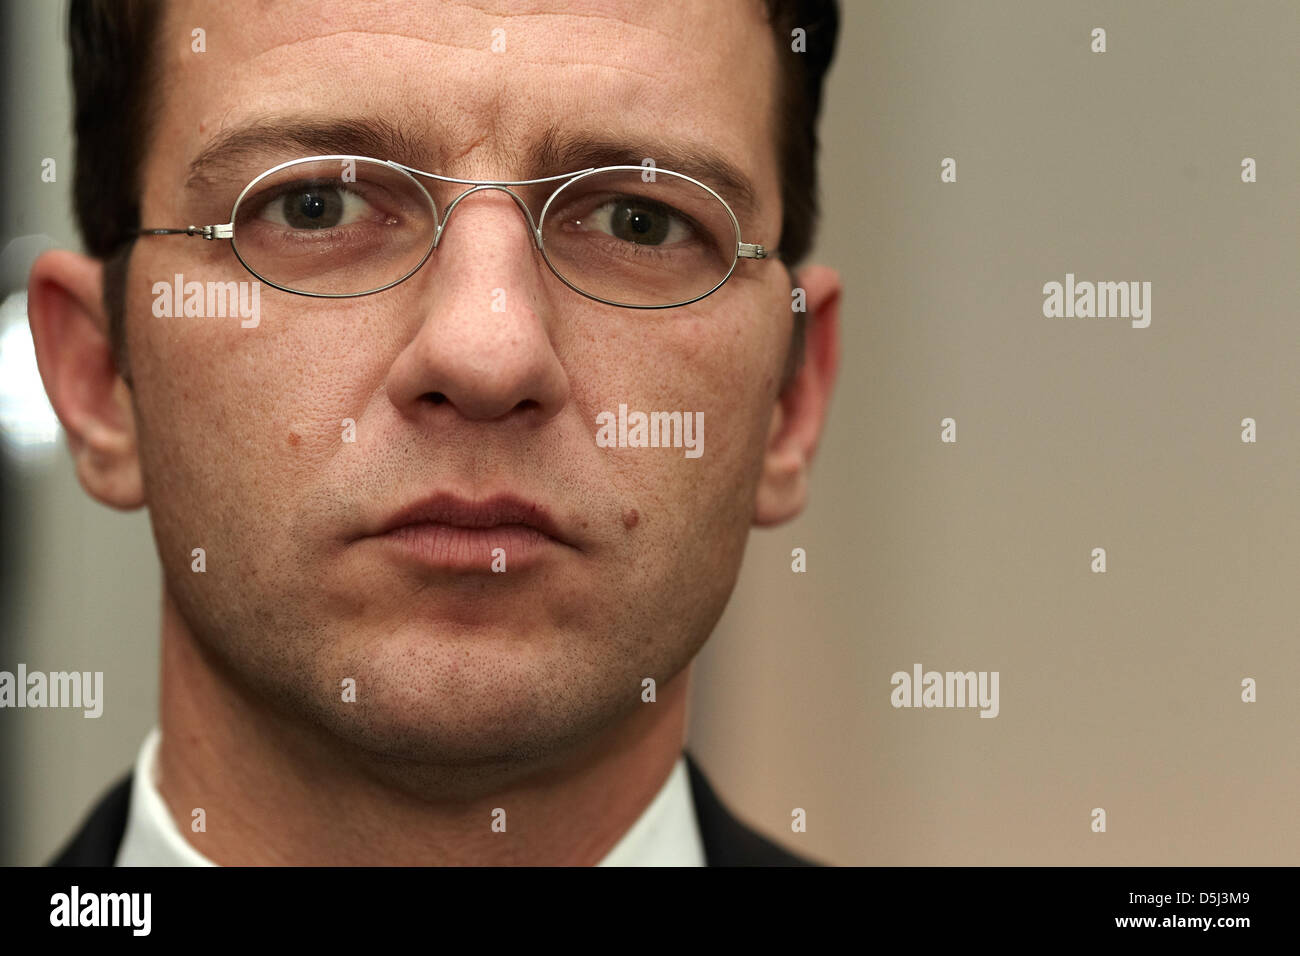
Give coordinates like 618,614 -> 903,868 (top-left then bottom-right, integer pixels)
287,431 -> 301,447
622,508 -> 640,530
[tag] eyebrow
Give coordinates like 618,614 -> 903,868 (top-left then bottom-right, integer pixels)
526,125 -> 762,220
185,116 -> 431,192
185,116 -> 763,219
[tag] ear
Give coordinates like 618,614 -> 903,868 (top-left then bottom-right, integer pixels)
27,249 -> 144,509
753,263 -> 841,526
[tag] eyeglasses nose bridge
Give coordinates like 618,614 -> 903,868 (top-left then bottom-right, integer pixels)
433,184 -> 543,250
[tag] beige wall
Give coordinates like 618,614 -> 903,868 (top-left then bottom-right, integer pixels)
3,1 -> 1296,865
689,0 -> 1299,865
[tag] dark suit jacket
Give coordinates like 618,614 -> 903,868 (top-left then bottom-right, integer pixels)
48,750 -> 820,867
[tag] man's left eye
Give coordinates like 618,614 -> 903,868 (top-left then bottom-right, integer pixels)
582,198 -> 692,245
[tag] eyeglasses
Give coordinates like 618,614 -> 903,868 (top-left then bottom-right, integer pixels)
137,154 -> 776,309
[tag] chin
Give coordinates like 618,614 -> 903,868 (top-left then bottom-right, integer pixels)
307,628 -> 629,768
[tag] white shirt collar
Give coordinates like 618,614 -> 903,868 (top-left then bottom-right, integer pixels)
115,727 -> 704,866
113,728 -> 215,867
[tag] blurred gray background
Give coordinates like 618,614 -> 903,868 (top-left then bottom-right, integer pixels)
2,1 -> 1297,865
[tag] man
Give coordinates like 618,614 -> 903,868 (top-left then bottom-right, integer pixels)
30,0 -> 841,866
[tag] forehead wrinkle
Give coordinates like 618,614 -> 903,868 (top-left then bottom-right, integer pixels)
232,0 -> 694,58
244,28 -> 503,63
242,26 -> 673,86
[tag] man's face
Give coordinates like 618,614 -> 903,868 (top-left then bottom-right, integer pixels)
129,0 -> 790,767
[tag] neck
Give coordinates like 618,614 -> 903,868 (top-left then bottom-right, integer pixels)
154,591 -> 690,865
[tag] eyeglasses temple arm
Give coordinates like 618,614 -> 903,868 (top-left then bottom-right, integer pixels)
738,242 -> 773,260
138,224 -> 233,240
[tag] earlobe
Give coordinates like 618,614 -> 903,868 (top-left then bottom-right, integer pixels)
753,263 -> 841,527
27,249 -> 144,510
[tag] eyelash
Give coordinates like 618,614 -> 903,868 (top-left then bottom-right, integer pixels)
246,181 -> 393,228
551,193 -> 705,243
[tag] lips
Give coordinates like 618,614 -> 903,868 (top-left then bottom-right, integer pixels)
375,492 -> 569,540
363,492 -> 579,571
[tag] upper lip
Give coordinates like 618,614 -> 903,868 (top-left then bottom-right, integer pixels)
370,492 -> 578,549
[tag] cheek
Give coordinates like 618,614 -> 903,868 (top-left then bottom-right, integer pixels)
572,284 -> 785,536
133,262 -> 386,420
126,279 -> 394,537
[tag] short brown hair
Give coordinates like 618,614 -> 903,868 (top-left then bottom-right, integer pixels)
67,0 -> 839,377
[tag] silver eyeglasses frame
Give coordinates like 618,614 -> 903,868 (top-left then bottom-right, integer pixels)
138,153 -> 774,309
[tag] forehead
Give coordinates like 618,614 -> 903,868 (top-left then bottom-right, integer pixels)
151,0 -> 780,198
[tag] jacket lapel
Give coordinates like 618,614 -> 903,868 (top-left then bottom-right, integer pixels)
48,772 -> 132,867
683,751 -> 820,866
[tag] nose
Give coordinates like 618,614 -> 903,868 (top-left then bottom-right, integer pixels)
384,187 -> 569,425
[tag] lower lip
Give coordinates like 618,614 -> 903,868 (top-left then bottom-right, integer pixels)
370,522 -> 560,571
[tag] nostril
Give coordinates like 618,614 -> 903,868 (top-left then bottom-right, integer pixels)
425,392 -> 448,405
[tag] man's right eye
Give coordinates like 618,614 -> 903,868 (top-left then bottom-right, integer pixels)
259,184 -> 371,230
